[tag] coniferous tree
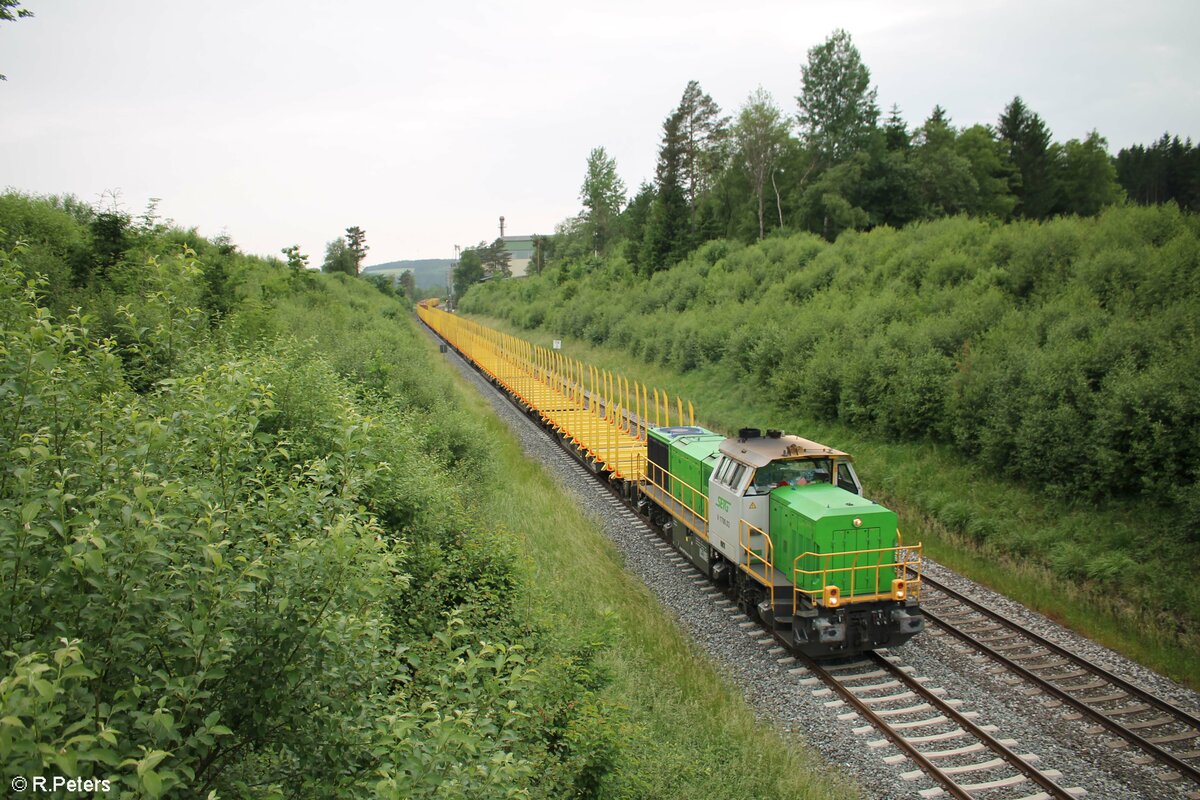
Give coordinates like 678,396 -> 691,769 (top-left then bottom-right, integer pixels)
345,226 -> 368,276
883,104 -> 911,152
1116,134 -> 1200,211
621,183 -> 655,272
480,238 -> 512,278
642,111 -> 690,273
998,97 -> 1061,219
675,80 -> 730,229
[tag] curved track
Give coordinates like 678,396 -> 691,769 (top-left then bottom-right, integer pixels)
917,572 -> 1200,796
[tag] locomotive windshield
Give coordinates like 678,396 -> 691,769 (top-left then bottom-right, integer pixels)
749,458 -> 833,494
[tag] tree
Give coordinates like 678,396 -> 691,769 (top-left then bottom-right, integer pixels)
797,153 -> 872,240
911,107 -> 978,217
883,104 -> 911,152
480,238 -> 511,278
322,238 -> 356,275
0,0 -> 33,81
796,29 -> 879,164
1116,133 -> 1200,211
675,80 -> 730,225
998,96 -> 1061,219
398,269 -> 416,299
344,226 -> 368,276
734,88 -> 790,239
281,245 -> 309,272
955,125 -> 1018,219
1059,131 -> 1123,216
620,183 -> 655,272
452,248 -> 484,298
579,147 -> 626,255
641,111 -> 690,273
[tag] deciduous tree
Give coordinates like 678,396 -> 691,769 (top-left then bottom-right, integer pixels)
452,248 -> 484,298
734,88 -> 790,239
0,0 -> 32,81
579,146 -> 626,255
398,269 -> 416,299
796,29 -> 879,164
1059,131 -> 1123,216
912,107 -> 978,217
322,238 -> 356,275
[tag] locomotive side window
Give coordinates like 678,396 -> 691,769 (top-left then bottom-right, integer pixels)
713,457 -> 732,484
837,462 -> 861,494
727,463 -> 747,490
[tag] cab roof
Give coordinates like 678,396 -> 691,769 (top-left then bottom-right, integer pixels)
719,433 -> 848,468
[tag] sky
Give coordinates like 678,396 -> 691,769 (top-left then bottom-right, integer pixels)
1,0 -> 1198,265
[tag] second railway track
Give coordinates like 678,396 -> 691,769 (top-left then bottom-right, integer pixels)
917,571 -> 1200,798
803,650 -> 1085,799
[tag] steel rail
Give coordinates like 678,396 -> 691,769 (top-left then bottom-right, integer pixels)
918,571 -> 1200,786
803,651 -> 1080,799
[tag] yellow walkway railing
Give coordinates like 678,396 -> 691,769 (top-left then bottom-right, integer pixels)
739,519 -> 780,610
641,454 -> 708,538
418,305 -> 694,481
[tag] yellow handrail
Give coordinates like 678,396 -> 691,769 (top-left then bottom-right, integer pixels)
792,544 -> 922,610
738,519 -> 777,610
640,453 -> 709,538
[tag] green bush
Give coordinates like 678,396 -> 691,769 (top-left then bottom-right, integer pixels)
0,192 -> 628,798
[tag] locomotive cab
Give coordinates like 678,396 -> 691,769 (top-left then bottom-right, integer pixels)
712,430 -> 924,657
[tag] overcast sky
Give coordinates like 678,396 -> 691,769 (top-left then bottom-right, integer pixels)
2,1 -> 1197,264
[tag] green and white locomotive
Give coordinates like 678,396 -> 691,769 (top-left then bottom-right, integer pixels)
639,426 -> 924,658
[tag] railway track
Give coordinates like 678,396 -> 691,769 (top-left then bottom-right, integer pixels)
801,650 -> 1085,799
423,318 -> 1191,798
917,572 -> 1200,798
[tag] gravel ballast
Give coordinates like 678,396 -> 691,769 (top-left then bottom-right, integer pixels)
435,332 -> 1200,800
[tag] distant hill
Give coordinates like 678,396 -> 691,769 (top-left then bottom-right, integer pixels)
362,259 -> 452,291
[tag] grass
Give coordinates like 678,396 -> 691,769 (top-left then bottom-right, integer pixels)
416,317 -> 859,800
463,313 -> 1200,691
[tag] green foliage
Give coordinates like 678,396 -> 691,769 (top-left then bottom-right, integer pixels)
580,146 -> 626,255
464,203 -> 1200,544
1116,133 -> 1200,212
0,0 -> 33,81
345,226 -> 369,276
0,193 -> 633,798
454,248 -> 485,298
796,29 -> 879,163
322,237 -> 357,275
